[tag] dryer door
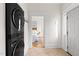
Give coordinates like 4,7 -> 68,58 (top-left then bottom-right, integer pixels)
12,40 -> 24,56
12,8 -> 24,31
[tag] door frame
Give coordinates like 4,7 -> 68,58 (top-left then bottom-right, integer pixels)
30,16 -> 45,48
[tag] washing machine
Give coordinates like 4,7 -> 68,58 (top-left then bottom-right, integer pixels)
5,3 -> 24,56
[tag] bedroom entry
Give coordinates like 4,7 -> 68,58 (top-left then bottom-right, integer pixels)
31,16 -> 44,48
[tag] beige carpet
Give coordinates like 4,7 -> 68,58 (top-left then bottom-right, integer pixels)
27,48 -> 70,56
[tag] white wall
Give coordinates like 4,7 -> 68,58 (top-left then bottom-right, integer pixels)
18,3 -> 28,56
28,3 -> 62,48
61,3 -> 79,51
0,3 -> 5,56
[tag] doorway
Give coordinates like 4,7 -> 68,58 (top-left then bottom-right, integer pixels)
31,16 -> 44,48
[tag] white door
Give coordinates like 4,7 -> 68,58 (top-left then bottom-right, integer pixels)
67,6 -> 79,56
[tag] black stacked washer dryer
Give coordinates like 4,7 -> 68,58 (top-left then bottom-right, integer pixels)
5,3 -> 24,56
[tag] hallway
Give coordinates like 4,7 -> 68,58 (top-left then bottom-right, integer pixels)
27,48 -> 69,56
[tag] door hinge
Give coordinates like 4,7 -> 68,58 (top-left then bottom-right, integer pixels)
67,16 -> 68,20
67,31 -> 68,35
67,45 -> 68,49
